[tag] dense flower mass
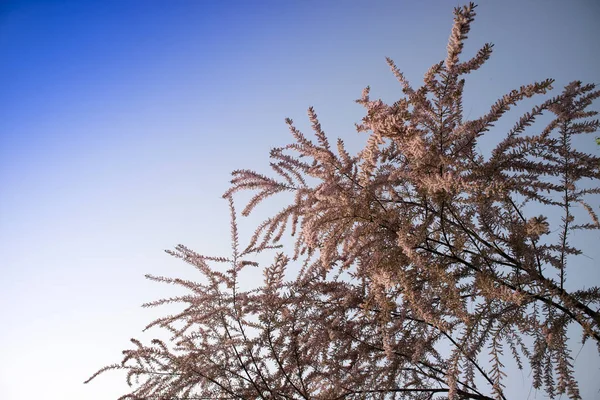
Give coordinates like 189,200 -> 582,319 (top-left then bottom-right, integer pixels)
88,3 -> 600,399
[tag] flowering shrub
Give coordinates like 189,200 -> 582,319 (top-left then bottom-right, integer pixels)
88,3 -> 600,399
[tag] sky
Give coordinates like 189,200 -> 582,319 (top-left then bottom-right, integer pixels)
1,0 -> 599,399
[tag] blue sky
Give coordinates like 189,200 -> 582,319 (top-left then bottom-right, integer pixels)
1,1 -> 599,399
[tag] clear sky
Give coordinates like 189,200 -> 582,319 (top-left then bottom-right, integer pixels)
1,1 -> 599,399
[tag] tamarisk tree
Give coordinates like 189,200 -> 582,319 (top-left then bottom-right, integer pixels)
87,3 -> 600,399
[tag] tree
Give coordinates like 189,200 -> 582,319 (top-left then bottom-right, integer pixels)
87,3 -> 600,399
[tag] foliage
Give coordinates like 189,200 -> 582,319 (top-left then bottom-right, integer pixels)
87,3 -> 600,399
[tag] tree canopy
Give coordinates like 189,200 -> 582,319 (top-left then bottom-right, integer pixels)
87,3 -> 600,399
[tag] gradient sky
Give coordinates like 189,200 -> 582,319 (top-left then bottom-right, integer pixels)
1,1 -> 599,399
